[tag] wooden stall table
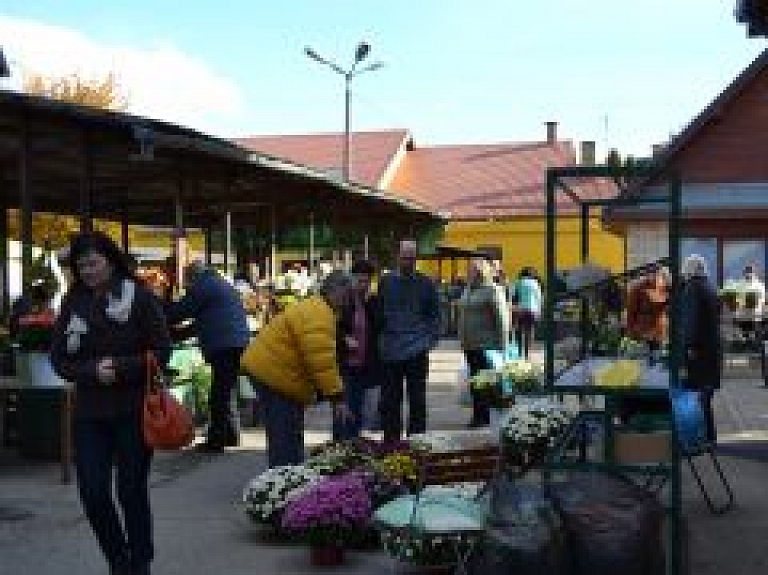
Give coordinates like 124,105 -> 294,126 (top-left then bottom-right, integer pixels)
0,376 -> 74,484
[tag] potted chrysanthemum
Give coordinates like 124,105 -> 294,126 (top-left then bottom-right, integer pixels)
501,359 -> 543,393
242,465 -> 320,533
304,441 -> 373,475
281,472 -> 372,566
499,400 -> 575,472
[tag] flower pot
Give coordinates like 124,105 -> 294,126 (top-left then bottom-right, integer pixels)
502,439 -> 551,473
309,544 -> 345,567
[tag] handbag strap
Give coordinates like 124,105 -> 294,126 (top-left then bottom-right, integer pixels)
145,350 -> 159,393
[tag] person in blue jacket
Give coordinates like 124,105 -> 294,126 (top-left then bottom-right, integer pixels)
167,261 -> 250,451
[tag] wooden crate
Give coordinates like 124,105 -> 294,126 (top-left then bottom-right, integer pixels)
614,430 -> 672,464
415,446 -> 500,487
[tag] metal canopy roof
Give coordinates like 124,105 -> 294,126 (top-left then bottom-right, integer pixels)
0,89 -> 444,230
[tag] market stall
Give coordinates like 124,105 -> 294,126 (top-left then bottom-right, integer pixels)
0,88 -> 444,474
540,163 -> 686,575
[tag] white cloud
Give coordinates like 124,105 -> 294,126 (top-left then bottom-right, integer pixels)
0,15 -> 246,135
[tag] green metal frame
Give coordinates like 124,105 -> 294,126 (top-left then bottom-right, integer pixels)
542,164 -> 684,575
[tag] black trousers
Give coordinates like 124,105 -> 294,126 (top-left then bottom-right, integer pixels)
74,415 -> 153,571
379,352 -> 429,442
206,347 -> 244,443
464,349 -> 492,426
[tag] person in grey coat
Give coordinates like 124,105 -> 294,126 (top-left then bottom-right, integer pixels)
167,261 -> 250,451
680,254 -> 721,442
457,257 -> 509,427
377,240 -> 440,441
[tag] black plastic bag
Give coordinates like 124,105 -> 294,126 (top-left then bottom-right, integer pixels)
468,477 -> 566,575
551,472 -> 665,575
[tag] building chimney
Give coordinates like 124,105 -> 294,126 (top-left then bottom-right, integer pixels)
580,141 -> 596,165
545,121 -> 558,144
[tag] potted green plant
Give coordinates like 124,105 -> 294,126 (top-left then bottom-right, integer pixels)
169,349 -> 211,424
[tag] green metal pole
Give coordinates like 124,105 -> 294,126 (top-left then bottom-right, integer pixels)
19,119 -> 33,290
545,169 -> 557,389
580,203 -> 590,359
668,171 -> 682,389
666,171 -> 683,575
0,205 -> 8,318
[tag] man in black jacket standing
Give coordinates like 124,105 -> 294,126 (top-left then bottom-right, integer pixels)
377,240 -> 440,441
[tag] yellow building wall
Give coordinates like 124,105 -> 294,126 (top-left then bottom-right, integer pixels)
423,216 -> 625,281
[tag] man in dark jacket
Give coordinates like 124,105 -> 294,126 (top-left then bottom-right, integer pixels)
680,255 -> 721,442
167,261 -> 250,451
377,240 -> 440,441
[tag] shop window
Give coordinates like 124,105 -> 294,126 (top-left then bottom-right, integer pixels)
723,240 -> 766,284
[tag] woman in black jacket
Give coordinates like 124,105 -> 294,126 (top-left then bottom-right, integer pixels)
50,232 -> 171,575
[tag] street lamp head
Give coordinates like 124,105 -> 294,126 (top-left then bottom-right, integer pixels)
354,41 -> 371,64
304,46 -> 322,62
0,48 -> 10,78
357,61 -> 385,75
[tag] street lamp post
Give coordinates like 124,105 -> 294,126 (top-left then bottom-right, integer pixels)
0,47 -> 12,78
304,42 -> 384,181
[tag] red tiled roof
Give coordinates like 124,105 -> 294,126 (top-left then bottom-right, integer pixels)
387,141 -> 617,218
235,129 -> 410,187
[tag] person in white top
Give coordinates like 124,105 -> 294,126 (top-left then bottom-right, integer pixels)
742,264 -> 766,313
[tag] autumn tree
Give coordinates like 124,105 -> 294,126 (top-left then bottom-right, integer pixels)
23,71 -> 128,111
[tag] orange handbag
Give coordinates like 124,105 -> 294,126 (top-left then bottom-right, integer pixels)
142,352 -> 195,450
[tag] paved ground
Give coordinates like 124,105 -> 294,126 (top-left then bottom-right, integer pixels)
2,340 -> 768,574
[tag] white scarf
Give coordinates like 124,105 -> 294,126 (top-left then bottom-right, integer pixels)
106,280 -> 136,324
64,279 -> 136,354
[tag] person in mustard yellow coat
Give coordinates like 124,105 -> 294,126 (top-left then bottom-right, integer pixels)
240,270 -> 354,467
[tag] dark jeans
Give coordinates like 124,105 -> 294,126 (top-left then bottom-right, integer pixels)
380,352 -> 429,442
333,366 -> 372,441
464,349 -> 492,426
515,311 -> 537,359
74,415 -> 153,572
206,347 -> 244,444
257,382 -> 305,467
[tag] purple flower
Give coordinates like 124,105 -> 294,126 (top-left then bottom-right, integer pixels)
281,473 -> 372,541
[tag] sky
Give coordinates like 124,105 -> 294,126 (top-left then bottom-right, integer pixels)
0,1 -> 764,158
